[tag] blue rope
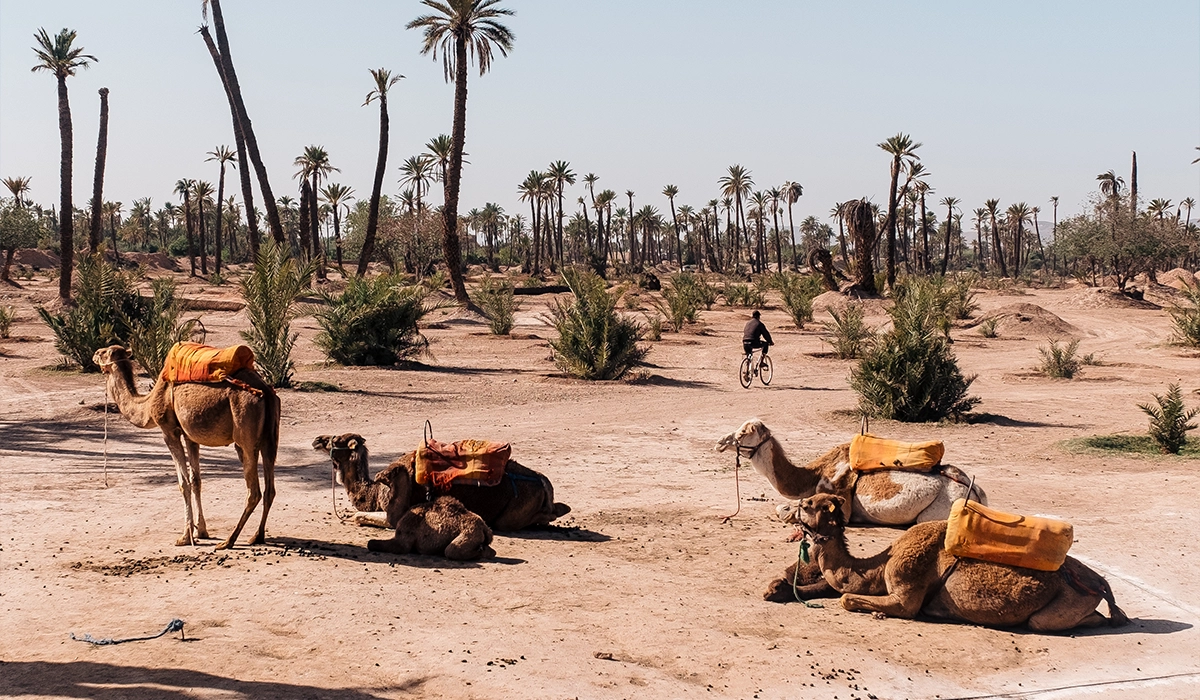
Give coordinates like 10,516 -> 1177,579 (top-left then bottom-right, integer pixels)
71,618 -> 185,645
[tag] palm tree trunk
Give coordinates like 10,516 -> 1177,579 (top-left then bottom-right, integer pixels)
439,34 -> 471,303
940,205 -> 952,276
332,205 -> 344,269
789,202 -> 803,271
108,211 -> 120,264
88,88 -> 109,254
771,207 -> 782,273
55,74 -> 75,300
991,213 -> 1007,277
883,156 -> 900,288
847,199 -> 877,295
299,181 -> 313,263
311,173 -> 324,280
359,92 -> 390,276
214,164 -> 225,274
198,196 -> 208,275
183,193 -> 196,276
208,0 -> 284,245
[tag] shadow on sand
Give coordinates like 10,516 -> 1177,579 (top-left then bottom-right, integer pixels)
269,536 -> 524,569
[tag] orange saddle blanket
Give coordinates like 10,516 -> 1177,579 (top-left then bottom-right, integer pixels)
415,438 -> 510,491
162,342 -> 256,385
944,498 -> 1073,572
849,433 -> 945,472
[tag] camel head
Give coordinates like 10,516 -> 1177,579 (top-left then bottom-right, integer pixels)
714,418 -> 772,453
797,493 -> 847,540
313,433 -> 370,486
93,345 -> 131,374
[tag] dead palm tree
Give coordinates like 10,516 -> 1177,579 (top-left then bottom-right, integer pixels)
87,87 -> 110,253
32,27 -> 96,300
206,145 -> 237,274
320,183 -> 354,270
845,199 -> 878,295
407,0 -> 515,303
358,68 -> 403,276
877,133 -> 921,288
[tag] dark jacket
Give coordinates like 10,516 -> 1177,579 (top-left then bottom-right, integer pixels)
742,318 -> 772,346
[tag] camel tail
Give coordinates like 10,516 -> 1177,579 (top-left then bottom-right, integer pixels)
262,386 -> 280,465
1103,579 -> 1131,627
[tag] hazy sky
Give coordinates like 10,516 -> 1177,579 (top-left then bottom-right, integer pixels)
2,0 -> 1198,228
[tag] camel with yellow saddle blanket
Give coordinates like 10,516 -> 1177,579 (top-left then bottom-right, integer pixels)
715,419 -> 986,526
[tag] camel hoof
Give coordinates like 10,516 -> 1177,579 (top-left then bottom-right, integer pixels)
175,535 -> 194,547
214,540 -> 234,551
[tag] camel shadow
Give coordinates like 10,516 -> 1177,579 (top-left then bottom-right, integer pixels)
0,660 -> 418,699
966,413 -> 1089,429
910,616 -> 1191,636
389,360 -> 515,376
625,374 -> 717,389
501,524 -> 612,542
269,536 -> 524,569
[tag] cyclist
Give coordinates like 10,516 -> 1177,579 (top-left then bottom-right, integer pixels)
742,310 -> 773,358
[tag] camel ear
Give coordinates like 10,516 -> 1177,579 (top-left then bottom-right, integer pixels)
312,436 -> 331,451
348,438 -> 359,450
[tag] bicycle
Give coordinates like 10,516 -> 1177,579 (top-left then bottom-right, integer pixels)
739,346 -> 773,388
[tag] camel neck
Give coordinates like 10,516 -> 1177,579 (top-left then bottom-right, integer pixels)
750,439 -> 822,500
107,361 -> 158,428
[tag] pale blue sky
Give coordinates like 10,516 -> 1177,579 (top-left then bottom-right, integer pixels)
2,1 -> 1198,227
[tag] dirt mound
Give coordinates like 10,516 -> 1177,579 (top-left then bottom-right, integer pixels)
972,303 -> 1078,338
1159,268 -> 1199,291
812,290 -> 891,316
1058,286 -> 1160,310
13,248 -> 59,269
122,251 -> 180,271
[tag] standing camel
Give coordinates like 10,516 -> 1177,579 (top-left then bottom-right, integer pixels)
94,345 -> 280,549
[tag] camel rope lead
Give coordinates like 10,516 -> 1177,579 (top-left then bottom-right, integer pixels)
721,449 -> 742,523
102,382 -> 110,488
331,464 -> 354,522
791,539 -> 824,609
71,618 -> 185,645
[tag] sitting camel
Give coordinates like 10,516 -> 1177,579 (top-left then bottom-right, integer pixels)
715,419 -> 986,526
312,433 -> 570,531
790,493 -> 1129,631
94,346 -> 280,549
368,496 -> 495,560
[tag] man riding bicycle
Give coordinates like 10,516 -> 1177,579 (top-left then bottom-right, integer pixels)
742,310 -> 773,357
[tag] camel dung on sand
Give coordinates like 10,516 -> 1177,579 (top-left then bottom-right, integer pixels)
94,345 -> 280,549
312,433 -> 570,531
794,493 -> 1129,631
715,419 -> 986,527
368,495 -> 495,560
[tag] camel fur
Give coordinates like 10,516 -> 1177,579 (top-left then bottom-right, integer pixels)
368,496 -> 495,560
94,345 -> 280,549
715,419 -> 986,526
795,493 -> 1130,631
312,433 -> 570,531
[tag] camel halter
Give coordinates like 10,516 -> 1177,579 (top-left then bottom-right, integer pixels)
327,445 -> 358,523
721,430 -> 772,523
98,359 -> 116,488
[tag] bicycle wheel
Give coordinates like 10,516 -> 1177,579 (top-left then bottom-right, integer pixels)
739,355 -> 753,389
759,354 -> 773,386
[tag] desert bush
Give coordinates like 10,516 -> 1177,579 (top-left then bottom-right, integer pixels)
315,274 -> 438,366
777,273 -> 823,328
127,277 -> 200,379
644,313 -> 663,341
944,275 -> 980,320
240,240 -> 314,387
0,305 -> 13,338
822,304 -> 874,359
423,269 -> 447,291
472,276 -> 517,335
548,267 -> 647,380
208,271 -> 226,286
978,318 -> 998,338
670,272 -> 717,310
651,275 -> 703,332
851,282 -> 979,421
1038,339 -> 1081,379
1138,383 -> 1199,454
722,280 -> 766,308
1169,288 -> 1200,347
37,254 -> 146,371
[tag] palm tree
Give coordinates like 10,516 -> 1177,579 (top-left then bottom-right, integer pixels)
830,202 -> 851,270
1049,195 -> 1059,274
358,68 -> 403,276
518,171 -> 546,273
87,87 -> 110,253
1006,202 -> 1032,274
939,196 -> 959,275
1096,170 -> 1124,201
399,153 -> 436,271
319,183 -> 354,270
206,145 -> 237,274
407,0 -> 515,303
546,160 -> 574,266
748,191 -> 768,272
3,177 -> 32,207
984,198 -> 1007,277
1181,197 -> 1195,231
200,0 -> 285,245
294,145 -> 339,268
175,179 -> 197,275
32,27 -> 96,300
101,200 -> 122,263
767,187 -> 783,272
717,165 -> 753,269
425,134 -> 454,186
1193,146 -> 1200,165
781,181 -> 802,269
662,184 -> 681,267
972,207 -> 987,272
596,188 -> 616,265
192,181 -> 215,274
130,197 -> 153,250
877,133 -> 921,288
625,190 -> 637,267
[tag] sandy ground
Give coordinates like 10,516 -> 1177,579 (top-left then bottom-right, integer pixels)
2,268 -> 1199,700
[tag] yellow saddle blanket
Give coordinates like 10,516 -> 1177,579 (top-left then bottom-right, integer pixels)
416,438 -> 510,491
162,342 -> 256,386
944,499 -> 1073,572
849,433 -> 944,472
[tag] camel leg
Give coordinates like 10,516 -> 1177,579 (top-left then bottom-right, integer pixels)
217,444 -> 261,550
367,534 -> 413,554
444,532 -> 487,560
251,443 -> 275,545
841,584 -> 928,619
186,439 -> 209,539
161,431 -> 197,547
1026,587 -> 1106,632
352,512 -> 391,528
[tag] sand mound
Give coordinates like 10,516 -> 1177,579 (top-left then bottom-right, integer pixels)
123,251 -> 180,271
972,303 -> 1078,338
1058,286 -> 1160,310
812,291 -> 891,316
13,249 -> 60,269
1159,268 -> 1199,291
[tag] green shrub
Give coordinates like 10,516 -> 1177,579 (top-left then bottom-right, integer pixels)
945,275 -> 980,320
423,269 -> 447,291
1038,339 -> 1081,379
315,274 -> 438,365
239,240 -> 314,387
1169,288 -> 1200,347
208,271 -> 226,286
651,275 -> 703,332
777,273 -> 823,328
644,313 -> 663,341
978,318 -> 998,338
549,267 -> 648,380
722,280 -> 766,308
128,277 -> 200,379
472,276 -> 517,335
822,304 -> 873,359
0,305 -> 12,339
851,282 -> 979,421
1138,383 -> 1199,454
37,254 -> 146,371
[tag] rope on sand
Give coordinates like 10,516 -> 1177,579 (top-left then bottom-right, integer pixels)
71,618 -> 185,645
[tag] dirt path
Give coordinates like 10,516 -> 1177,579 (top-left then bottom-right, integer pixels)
2,275 -> 1199,699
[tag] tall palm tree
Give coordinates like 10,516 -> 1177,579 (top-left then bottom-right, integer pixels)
192,181 -> 215,274
87,87 -> 110,253
101,200 -> 122,263
206,145 -> 237,274
1096,170 -> 1124,201
767,187 -> 783,272
359,68 -> 403,276
408,0 -> 515,303
32,27 -> 96,300
830,202 -> 851,270
717,165 -> 753,270
175,179 -> 197,275
984,198 -> 1007,277
748,191 -> 768,272
625,190 -> 636,267
1181,197 -> 1195,231
706,199 -> 721,271
200,0 -> 285,245
518,171 -> 546,273
3,177 -> 32,207
781,181 -> 802,269
546,160 -> 574,266
972,207 -> 987,272
425,134 -> 454,185
1049,195 -> 1059,274
399,153 -> 436,271
596,188 -> 616,265
320,183 -> 354,270
939,196 -> 959,275
130,197 -> 153,249
1006,202 -> 1032,275
294,145 -> 338,267
662,184 -> 681,267
877,133 -> 921,288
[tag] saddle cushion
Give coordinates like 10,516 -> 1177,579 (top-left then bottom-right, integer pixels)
162,342 -> 256,385
945,498 -> 1073,572
850,433 -> 944,472
416,438 -> 510,491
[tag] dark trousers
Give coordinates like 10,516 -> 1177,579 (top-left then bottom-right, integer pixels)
743,339 -> 767,356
